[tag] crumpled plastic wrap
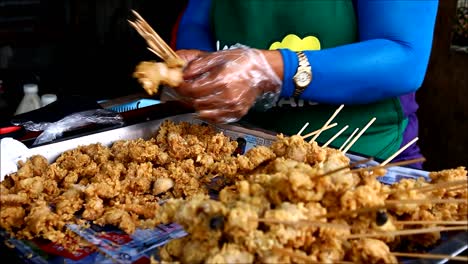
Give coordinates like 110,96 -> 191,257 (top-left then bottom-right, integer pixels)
161,43 -> 282,123
13,109 -> 124,146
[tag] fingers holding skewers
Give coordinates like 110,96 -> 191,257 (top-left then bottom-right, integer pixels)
129,10 -> 283,123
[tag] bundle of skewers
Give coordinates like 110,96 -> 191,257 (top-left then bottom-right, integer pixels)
0,10 -> 467,264
128,10 -> 185,95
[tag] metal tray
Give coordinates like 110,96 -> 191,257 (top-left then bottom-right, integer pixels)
1,113 -> 466,264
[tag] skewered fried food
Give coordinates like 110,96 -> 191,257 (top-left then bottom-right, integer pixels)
154,135 -> 467,264
1,119 -> 466,263
133,61 -> 184,95
129,10 -> 185,95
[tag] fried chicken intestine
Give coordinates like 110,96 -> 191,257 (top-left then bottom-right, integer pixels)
1,120 -> 466,264
133,61 -> 183,96
0,121 -> 240,247
155,136 -> 467,264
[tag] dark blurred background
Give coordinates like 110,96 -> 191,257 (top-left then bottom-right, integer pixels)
0,0 -> 467,171
417,0 -> 468,171
0,0 -> 188,115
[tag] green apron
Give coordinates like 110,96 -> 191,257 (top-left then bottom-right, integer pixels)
211,0 -> 407,160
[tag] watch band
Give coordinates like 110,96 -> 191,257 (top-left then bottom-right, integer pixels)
297,51 -> 309,67
293,51 -> 312,98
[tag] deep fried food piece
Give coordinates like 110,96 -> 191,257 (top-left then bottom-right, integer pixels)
15,155 -> 49,180
82,196 -> 105,221
180,238 -> 220,264
348,238 -> 397,264
54,187 -> 83,220
0,206 -> 25,230
21,200 -> 65,242
205,243 -> 254,264
388,178 -> 431,215
111,138 -> 169,165
157,194 -> 227,241
0,193 -> 28,205
153,177 -> 175,195
95,208 -> 137,234
270,135 -> 326,165
133,61 -> 183,95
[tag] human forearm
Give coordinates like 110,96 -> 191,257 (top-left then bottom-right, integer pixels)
272,0 -> 438,104
278,40 -> 429,104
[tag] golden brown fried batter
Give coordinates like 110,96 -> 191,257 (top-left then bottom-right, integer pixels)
95,208 -> 136,234
155,134 -> 467,264
0,121 -> 239,247
0,206 -> 25,231
348,238 -> 397,264
82,196 -> 105,221
1,119 -> 467,264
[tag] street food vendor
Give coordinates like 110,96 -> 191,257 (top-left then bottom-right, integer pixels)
170,0 -> 438,169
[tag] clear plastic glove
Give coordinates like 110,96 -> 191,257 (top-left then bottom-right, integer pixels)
174,46 -> 282,123
176,49 -> 207,64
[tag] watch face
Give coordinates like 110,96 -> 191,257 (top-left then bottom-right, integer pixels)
295,71 -> 312,87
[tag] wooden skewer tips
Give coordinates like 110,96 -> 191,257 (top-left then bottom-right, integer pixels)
381,137 -> 419,166
296,122 -> 309,136
342,117 -> 376,154
310,104 -> 344,143
323,125 -> 349,148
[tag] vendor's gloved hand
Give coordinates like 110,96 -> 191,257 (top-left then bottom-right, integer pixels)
174,47 -> 282,123
176,49 -> 207,64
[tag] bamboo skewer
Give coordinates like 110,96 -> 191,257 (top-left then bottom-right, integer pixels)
443,185 -> 468,193
257,218 -> 350,229
129,10 -> 183,67
413,179 -> 468,193
318,205 -> 386,219
348,157 -> 426,175
131,10 -> 178,59
301,123 -> 338,139
342,117 -> 377,154
314,157 -> 374,178
296,122 -> 309,136
394,220 -> 468,225
339,128 -> 359,151
454,213 -> 468,217
381,137 -> 419,166
392,252 -> 468,262
322,125 -> 349,148
346,226 -> 468,239
319,195 -> 462,220
310,104 -> 344,143
128,20 -> 169,59
380,157 -> 426,168
386,179 -> 467,195
385,198 -> 467,205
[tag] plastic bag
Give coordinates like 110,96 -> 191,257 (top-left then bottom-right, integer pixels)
14,109 -> 124,146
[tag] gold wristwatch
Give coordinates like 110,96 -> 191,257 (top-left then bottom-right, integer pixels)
292,51 -> 312,98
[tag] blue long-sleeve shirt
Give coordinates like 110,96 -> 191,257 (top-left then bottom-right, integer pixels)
176,0 -> 438,105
